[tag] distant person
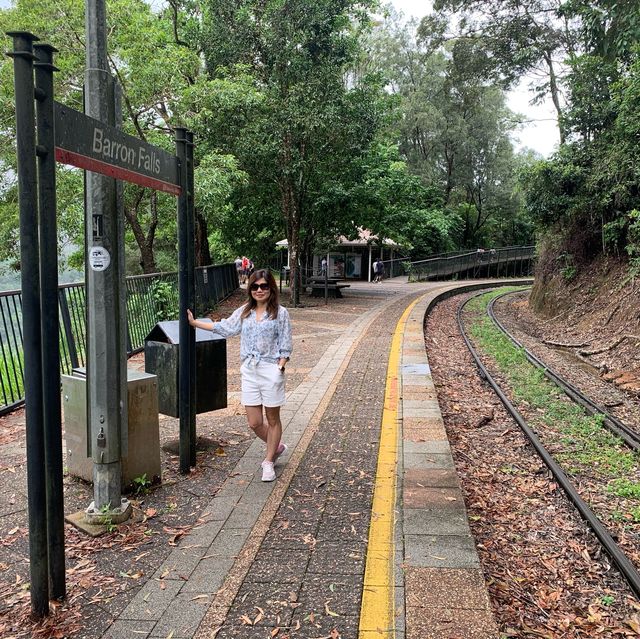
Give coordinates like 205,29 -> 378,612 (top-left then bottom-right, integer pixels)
241,256 -> 249,284
234,256 -> 242,282
321,257 -> 327,277
187,269 -> 292,482
374,258 -> 384,282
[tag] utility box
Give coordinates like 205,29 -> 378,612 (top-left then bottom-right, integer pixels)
144,320 -> 227,417
62,368 -> 161,485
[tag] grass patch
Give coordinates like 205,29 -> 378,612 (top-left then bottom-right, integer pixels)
608,478 -> 640,499
466,289 -> 640,482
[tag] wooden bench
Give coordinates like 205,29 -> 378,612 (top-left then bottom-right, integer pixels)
306,277 -> 340,285
309,283 -> 350,298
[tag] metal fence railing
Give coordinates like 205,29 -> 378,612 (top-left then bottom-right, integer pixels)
408,246 -> 536,282
0,262 -> 238,416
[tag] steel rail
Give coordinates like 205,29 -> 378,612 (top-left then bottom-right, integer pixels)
488,289 -> 640,451
457,291 -> 640,599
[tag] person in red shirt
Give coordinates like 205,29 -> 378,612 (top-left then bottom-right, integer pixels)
241,256 -> 249,284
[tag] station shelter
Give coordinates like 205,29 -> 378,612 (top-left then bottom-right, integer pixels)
276,229 -> 400,282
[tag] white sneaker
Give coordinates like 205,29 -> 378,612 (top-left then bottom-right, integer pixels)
274,443 -> 288,464
261,460 -> 276,482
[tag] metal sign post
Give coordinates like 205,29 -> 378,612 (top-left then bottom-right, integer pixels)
7,14 -> 192,615
83,0 -> 129,521
186,131 -> 196,467
6,30 -> 49,619
34,41 -> 66,603
176,128 -> 193,474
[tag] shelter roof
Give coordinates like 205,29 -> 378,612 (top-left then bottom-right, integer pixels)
276,228 -> 398,249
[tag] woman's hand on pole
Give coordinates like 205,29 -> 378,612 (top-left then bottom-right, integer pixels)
187,309 -> 195,326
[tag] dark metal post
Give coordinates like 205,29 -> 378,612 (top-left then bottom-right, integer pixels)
84,0 -> 129,518
186,130 -> 196,466
324,260 -> 328,305
7,30 -> 49,618
176,127 -> 191,473
34,42 -> 66,602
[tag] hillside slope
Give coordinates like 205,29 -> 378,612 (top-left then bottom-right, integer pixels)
528,255 -> 640,392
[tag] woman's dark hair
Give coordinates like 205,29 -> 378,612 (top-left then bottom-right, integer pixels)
241,269 -> 280,319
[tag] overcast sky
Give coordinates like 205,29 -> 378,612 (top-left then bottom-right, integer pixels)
0,0 -> 559,156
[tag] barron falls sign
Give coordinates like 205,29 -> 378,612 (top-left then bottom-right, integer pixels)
54,102 -> 181,195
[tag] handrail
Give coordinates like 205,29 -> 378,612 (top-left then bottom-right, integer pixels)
408,246 -> 536,282
0,262 -> 239,415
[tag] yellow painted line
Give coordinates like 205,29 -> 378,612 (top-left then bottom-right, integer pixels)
359,297 -> 422,637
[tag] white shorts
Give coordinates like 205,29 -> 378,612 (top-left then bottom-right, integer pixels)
241,360 -> 286,407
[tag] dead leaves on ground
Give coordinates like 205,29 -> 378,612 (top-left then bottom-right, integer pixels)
236,601 -> 343,638
0,512 -> 199,638
426,296 -> 640,636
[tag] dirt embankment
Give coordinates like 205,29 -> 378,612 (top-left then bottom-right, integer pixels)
529,254 -> 640,393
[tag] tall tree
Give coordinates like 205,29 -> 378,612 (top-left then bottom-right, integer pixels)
193,0 -> 382,304
429,0 -> 579,144
365,11 -> 526,248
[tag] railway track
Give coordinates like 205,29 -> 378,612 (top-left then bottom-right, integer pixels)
457,289 -> 640,599
487,288 -> 640,451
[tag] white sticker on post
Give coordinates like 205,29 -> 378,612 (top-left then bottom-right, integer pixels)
89,246 -> 111,272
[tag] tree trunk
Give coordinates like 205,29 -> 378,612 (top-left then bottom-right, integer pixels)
280,130 -> 302,307
544,50 -> 566,145
195,208 -> 212,267
138,241 -> 157,274
444,146 -> 455,204
284,176 -> 301,307
124,189 -> 157,273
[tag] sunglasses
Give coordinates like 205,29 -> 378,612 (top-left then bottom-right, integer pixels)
250,283 -> 270,292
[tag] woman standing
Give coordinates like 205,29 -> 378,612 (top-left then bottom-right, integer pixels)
187,269 -> 292,481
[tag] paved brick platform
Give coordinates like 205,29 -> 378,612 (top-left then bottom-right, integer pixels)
101,278 -> 510,639
400,291 -> 500,639
0,277 -> 524,638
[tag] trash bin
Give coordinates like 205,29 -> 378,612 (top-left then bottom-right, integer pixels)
62,368 -> 161,485
144,320 -> 227,417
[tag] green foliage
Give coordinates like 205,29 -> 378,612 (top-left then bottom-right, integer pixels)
150,280 -> 175,322
515,4 -> 640,272
625,210 -> 640,277
602,216 -> 627,255
186,0 -> 394,300
557,252 -> 577,281
564,55 -> 619,141
131,473 -> 151,495
366,11 -> 530,251
426,0 -> 640,274
0,0 -> 209,273
0,349 -> 24,402
608,478 -> 640,500
0,0 -> 534,281
562,0 -> 640,63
